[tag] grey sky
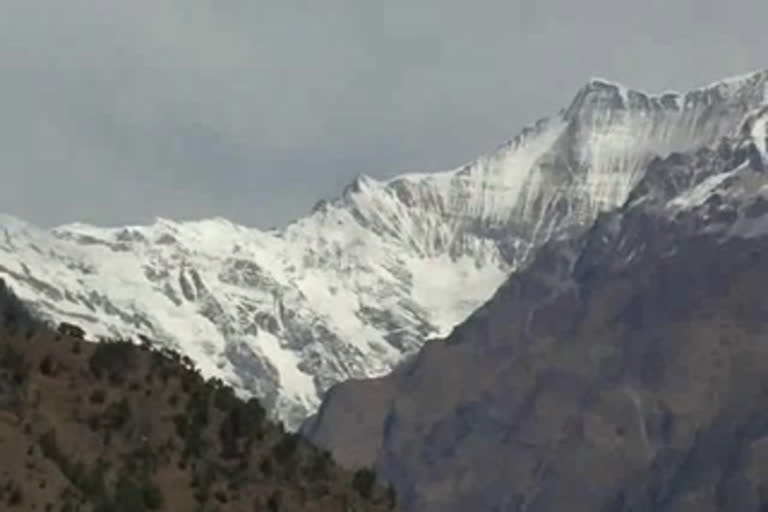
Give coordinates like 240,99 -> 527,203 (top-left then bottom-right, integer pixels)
1,0 -> 766,228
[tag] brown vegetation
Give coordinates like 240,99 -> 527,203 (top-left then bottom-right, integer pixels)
0,280 -> 397,511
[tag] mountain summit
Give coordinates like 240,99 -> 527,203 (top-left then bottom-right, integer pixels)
2,70 -> 767,429
304,71 -> 768,511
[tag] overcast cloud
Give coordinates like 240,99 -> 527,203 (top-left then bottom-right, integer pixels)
1,0 -> 766,228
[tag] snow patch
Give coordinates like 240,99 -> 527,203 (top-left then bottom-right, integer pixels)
409,253 -> 509,337
753,114 -> 767,157
668,170 -> 740,211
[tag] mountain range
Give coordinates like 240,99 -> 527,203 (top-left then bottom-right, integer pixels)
304,71 -> 768,510
1,69 -> 767,435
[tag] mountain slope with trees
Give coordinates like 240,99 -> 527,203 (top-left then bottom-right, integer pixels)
0,280 -> 396,512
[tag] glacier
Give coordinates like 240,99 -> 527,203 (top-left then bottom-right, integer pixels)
1,69 -> 767,429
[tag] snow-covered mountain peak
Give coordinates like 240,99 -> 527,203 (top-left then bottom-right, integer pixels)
3,70 -> 768,429
0,214 -> 38,235
572,69 -> 768,115
696,68 -> 768,98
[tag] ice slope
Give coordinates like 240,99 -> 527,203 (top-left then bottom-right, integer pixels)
1,69 -> 766,429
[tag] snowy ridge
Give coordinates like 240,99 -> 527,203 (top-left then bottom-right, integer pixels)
1,70 -> 767,429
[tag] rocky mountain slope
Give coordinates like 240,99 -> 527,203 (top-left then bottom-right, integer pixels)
2,70 -> 767,429
0,281 -> 396,512
304,85 -> 768,510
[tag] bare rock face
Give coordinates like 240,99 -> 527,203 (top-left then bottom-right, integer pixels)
304,95 -> 768,511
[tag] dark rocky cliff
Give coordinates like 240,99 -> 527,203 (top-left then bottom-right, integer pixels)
305,114 -> 768,511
